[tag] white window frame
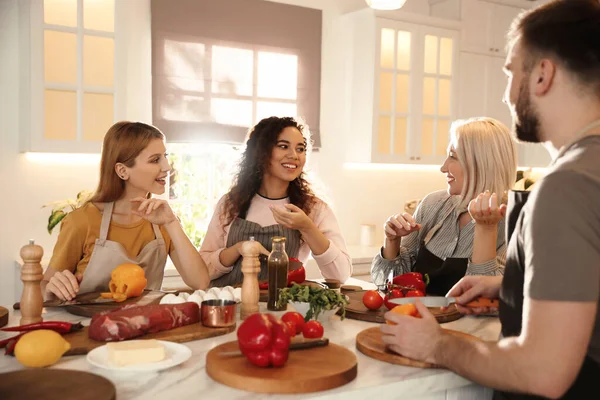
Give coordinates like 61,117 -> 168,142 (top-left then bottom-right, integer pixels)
22,0 -> 121,153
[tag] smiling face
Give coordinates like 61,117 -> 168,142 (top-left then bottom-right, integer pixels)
440,145 -> 464,196
121,138 -> 171,195
264,126 -> 306,184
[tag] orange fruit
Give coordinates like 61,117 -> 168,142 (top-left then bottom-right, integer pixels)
385,303 -> 421,325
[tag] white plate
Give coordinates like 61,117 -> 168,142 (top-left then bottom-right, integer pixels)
86,340 -> 192,372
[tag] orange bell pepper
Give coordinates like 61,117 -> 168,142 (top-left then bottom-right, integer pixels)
101,263 -> 147,302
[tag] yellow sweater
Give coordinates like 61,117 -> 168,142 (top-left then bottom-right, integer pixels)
48,202 -> 172,277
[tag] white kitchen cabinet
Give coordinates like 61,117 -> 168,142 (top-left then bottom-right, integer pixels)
432,0 -> 528,57
345,9 -> 460,164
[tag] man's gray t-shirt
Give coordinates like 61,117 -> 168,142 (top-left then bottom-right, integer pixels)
521,135 -> 600,363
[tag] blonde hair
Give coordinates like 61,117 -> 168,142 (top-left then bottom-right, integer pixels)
90,121 -> 165,203
450,117 -> 517,210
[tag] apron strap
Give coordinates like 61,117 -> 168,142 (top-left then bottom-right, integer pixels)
98,202 -> 113,245
152,223 -> 164,240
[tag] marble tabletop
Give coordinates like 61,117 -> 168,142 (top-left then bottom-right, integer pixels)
0,278 -> 501,399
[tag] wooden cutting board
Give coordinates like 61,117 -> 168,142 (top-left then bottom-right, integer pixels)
62,321 -> 235,356
206,340 -> 357,394
0,369 -> 115,400
356,326 -> 481,368
0,306 -> 8,328
342,290 -> 462,324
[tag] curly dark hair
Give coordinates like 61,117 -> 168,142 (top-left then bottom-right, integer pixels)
222,116 -> 317,228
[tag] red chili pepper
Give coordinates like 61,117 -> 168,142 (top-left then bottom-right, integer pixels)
392,272 -> 428,294
4,333 -> 26,356
1,332 -> 25,353
237,313 -> 290,368
1,321 -> 84,334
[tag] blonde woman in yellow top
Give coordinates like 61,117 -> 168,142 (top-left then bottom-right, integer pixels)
42,121 -> 210,301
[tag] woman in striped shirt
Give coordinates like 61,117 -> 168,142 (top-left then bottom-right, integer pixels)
371,117 -> 517,295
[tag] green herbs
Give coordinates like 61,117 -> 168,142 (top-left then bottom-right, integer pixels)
277,283 -> 349,322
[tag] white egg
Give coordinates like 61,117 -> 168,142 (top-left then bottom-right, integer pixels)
159,293 -> 178,305
208,287 -> 221,296
232,287 -> 242,302
187,293 -> 204,306
178,292 -> 190,300
203,292 -> 218,301
170,296 -> 186,304
218,290 -> 234,301
223,286 -> 235,294
193,290 -> 206,298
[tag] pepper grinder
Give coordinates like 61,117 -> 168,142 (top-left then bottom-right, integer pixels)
240,237 -> 261,320
19,240 -> 44,325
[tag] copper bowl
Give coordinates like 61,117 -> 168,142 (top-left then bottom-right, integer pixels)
201,299 -> 237,328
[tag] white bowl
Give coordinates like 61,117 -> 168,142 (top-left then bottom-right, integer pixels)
291,302 -> 340,323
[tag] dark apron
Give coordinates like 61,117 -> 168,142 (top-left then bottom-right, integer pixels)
209,217 -> 301,287
413,247 -> 468,296
494,190 -> 600,400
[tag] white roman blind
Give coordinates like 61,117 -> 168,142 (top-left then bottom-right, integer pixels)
151,0 -> 322,146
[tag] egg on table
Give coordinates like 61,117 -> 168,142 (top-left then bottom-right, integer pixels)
178,292 -> 190,301
159,293 -> 179,305
187,293 -> 204,306
217,290 -> 234,302
203,292 -> 218,301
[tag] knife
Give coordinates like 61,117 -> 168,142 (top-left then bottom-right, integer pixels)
13,297 -> 116,310
390,296 -> 499,308
219,338 -> 330,357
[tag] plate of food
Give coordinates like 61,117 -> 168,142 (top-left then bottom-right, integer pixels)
86,339 -> 192,372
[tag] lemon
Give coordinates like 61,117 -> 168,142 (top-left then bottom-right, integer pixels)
14,329 -> 71,368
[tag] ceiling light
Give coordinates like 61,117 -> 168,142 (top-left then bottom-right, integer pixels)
365,0 -> 407,10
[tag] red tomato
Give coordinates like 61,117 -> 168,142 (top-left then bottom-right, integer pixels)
405,290 -> 425,297
281,311 -> 305,334
302,320 -> 324,339
362,290 -> 383,310
284,320 -> 297,337
383,288 -> 404,310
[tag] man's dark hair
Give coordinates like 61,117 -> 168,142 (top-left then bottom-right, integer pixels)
508,0 -> 600,97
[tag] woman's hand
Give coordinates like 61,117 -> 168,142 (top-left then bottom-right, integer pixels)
468,191 -> 506,226
270,204 -> 315,233
131,197 -> 178,226
45,270 -> 81,301
384,213 -> 421,241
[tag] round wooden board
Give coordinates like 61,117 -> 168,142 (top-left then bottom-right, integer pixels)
206,340 -> 357,394
341,290 -> 462,324
356,326 -> 481,368
0,306 -> 8,328
0,369 -> 115,400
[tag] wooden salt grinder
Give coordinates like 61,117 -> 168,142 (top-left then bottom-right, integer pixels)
240,238 -> 261,320
19,240 -> 44,325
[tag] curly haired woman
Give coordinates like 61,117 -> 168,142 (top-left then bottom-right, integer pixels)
200,116 -> 352,287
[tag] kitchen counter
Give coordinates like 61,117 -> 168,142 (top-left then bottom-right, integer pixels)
0,278 -> 500,400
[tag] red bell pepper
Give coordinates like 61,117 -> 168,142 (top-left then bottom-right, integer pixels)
392,272 -> 428,294
258,258 -> 306,290
237,313 -> 291,368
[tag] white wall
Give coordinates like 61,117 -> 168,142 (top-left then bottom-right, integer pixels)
0,0 -> 446,305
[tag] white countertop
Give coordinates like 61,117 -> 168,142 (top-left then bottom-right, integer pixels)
0,278 -> 500,399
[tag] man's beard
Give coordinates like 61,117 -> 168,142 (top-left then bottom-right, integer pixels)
513,79 -> 542,143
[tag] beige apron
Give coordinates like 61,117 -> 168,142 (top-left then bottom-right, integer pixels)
78,202 -> 168,294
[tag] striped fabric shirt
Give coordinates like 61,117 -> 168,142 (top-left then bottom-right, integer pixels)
371,190 -> 506,288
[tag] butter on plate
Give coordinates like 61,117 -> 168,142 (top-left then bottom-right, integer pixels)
106,339 -> 166,366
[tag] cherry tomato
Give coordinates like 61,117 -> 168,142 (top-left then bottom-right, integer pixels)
302,320 -> 324,339
284,320 -> 297,337
383,288 -> 404,310
281,311 -> 305,334
362,290 -> 383,310
405,289 -> 425,297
